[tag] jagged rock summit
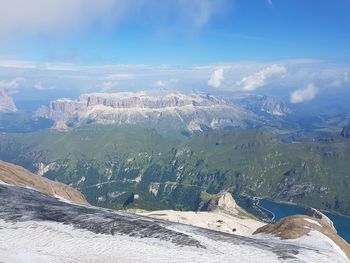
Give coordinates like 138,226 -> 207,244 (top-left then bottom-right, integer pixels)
217,192 -> 238,211
197,191 -> 248,216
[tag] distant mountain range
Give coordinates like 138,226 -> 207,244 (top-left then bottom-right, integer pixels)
232,94 -> 293,117
35,92 -> 293,131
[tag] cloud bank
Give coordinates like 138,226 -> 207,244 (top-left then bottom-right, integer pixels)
154,78 -> 177,88
0,77 -> 25,91
0,58 -> 347,103
290,83 -> 318,103
34,82 -> 55,91
236,64 -> 287,91
0,0 -> 229,36
208,68 -> 225,88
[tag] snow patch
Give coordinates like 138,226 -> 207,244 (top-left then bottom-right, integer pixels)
304,218 -> 322,227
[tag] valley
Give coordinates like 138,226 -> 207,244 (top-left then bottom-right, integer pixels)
1,123 -> 349,218
1,1 -> 350,261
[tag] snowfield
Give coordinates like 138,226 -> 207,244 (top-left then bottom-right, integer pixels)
1,219 -> 348,263
0,183 -> 349,263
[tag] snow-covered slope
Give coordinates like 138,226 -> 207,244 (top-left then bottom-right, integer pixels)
0,183 -> 349,263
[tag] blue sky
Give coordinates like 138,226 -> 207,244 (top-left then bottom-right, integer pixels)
0,0 -> 349,104
1,0 -> 350,64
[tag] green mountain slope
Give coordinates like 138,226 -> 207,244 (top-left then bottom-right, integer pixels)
0,124 -> 349,215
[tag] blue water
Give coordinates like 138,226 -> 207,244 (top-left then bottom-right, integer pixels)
258,199 -> 350,243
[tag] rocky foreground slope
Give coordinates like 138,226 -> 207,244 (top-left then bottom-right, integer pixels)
1,182 -> 349,262
0,160 -> 87,205
1,161 -> 350,262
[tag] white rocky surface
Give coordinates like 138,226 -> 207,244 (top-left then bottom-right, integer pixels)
138,210 -> 264,236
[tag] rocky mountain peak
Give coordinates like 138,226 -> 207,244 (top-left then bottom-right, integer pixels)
0,89 -> 17,113
305,207 -> 336,231
341,127 -> 350,139
217,192 -> 238,211
198,192 -> 240,214
235,94 -> 292,116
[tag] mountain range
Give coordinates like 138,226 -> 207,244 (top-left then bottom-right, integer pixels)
35,92 -> 292,131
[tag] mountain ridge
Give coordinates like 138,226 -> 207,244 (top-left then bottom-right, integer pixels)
35,92 -> 290,131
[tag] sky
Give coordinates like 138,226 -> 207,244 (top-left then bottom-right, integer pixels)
0,0 -> 349,105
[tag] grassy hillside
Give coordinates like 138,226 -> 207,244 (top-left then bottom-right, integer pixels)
0,124 -> 349,215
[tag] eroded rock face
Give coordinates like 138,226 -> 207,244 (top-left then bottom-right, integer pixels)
35,92 -> 258,131
198,192 -> 240,214
0,160 -> 88,205
80,92 -> 221,109
0,89 -> 17,113
217,192 -> 238,211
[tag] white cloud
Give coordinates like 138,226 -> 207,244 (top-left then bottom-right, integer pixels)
100,81 -> 119,92
208,68 -> 225,88
0,0 -> 119,35
290,83 -> 318,103
177,0 -> 229,29
0,58 -> 346,99
329,72 -> 349,88
154,78 -> 177,88
236,64 -> 287,91
0,0 -> 229,36
34,82 -> 56,91
106,73 -> 135,80
267,0 -> 273,6
0,77 -> 25,91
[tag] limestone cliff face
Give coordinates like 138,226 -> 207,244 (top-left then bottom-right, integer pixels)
36,92 -> 258,131
0,160 -> 88,205
0,89 -> 17,113
80,92 -> 221,109
217,192 -> 238,211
